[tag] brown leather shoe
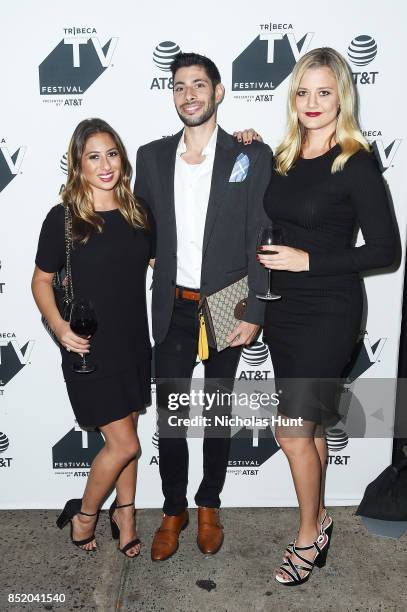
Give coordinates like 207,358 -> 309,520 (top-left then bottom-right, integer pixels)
151,511 -> 189,561
197,507 -> 224,554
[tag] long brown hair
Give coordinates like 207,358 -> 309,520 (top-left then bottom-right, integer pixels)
62,118 -> 147,243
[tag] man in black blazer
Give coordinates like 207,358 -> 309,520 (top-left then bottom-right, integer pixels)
134,53 -> 271,561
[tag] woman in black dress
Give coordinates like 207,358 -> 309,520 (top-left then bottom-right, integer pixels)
256,48 -> 397,584
32,119 -> 153,557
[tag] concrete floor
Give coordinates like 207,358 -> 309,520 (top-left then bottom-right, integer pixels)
1,507 -> 406,612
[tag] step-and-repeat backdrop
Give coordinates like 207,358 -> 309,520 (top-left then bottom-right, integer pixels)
1,1 -> 406,508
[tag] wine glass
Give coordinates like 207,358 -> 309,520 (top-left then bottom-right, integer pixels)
70,298 -> 98,373
256,225 -> 282,301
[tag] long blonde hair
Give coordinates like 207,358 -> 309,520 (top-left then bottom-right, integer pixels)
62,118 -> 147,243
275,47 -> 369,175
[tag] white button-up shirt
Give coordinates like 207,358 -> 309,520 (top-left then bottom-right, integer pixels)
174,125 -> 218,288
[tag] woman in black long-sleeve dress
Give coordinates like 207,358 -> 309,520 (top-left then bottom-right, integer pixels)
257,48 -> 397,585
32,119 -> 153,557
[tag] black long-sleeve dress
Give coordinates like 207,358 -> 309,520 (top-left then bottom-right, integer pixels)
263,145 -> 397,423
36,204 -> 152,428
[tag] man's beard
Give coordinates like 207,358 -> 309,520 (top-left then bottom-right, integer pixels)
176,93 -> 216,127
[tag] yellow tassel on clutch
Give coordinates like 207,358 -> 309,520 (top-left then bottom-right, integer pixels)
198,311 -> 209,361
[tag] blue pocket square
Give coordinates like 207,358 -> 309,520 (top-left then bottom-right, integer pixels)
229,153 -> 250,182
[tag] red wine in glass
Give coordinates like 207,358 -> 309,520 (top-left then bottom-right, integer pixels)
256,225 -> 282,301
70,299 -> 97,373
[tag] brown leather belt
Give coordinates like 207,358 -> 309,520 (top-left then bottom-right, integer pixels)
175,286 -> 201,301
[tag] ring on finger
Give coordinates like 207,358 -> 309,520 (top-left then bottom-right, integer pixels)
66,346 -> 71,352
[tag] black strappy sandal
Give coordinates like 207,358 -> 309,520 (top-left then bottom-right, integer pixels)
320,508 -> 334,539
276,532 -> 329,586
56,498 -> 99,551
109,499 -> 141,558
284,508 -> 333,560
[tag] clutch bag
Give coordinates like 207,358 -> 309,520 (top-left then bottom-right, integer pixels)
200,275 -> 248,353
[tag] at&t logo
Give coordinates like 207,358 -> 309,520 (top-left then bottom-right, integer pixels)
347,34 -> 379,86
326,428 -> 350,466
60,153 -> 68,175
242,341 -> 269,366
0,333 -> 35,393
0,432 -> 13,468
238,339 -> 272,380
149,431 -> 160,465
38,27 -> 118,106
0,139 -> 26,193
232,22 -> 314,102
150,41 -> 181,90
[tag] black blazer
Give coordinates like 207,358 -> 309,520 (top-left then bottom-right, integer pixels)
134,126 -> 272,344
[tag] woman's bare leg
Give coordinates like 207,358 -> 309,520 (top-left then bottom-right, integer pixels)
314,424 -> 328,523
276,417 -> 322,580
72,414 -> 139,550
112,412 -> 141,556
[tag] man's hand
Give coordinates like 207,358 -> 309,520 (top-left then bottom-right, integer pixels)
232,129 -> 263,145
226,321 -> 259,347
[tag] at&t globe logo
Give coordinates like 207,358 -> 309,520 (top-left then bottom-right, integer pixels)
150,41 -> 181,91
0,432 -> 9,453
242,341 -> 269,367
347,35 -> 377,66
153,41 -> 181,72
60,153 -> 68,175
0,431 -> 12,468
347,34 -> 379,86
326,428 -> 350,466
326,428 -> 349,452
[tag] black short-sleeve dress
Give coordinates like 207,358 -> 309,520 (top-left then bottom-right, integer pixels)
36,204 -> 153,428
263,147 -> 397,423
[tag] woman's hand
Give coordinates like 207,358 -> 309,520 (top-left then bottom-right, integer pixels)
257,245 -> 310,272
233,129 -> 263,145
54,319 -> 90,354
32,266 -> 90,354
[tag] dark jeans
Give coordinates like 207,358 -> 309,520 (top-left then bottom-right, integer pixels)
155,298 -> 242,515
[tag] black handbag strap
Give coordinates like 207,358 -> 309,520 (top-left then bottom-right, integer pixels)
63,204 -> 74,304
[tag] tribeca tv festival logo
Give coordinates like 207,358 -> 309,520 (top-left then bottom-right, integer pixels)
0,333 -> 35,395
343,331 -> 386,384
326,428 -> 350,466
228,424 -> 280,476
38,27 -> 118,107
232,22 -> 314,103
0,431 -> 13,468
362,130 -> 402,174
150,41 -> 181,90
0,138 -> 26,194
347,34 -> 379,86
52,423 -> 105,477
